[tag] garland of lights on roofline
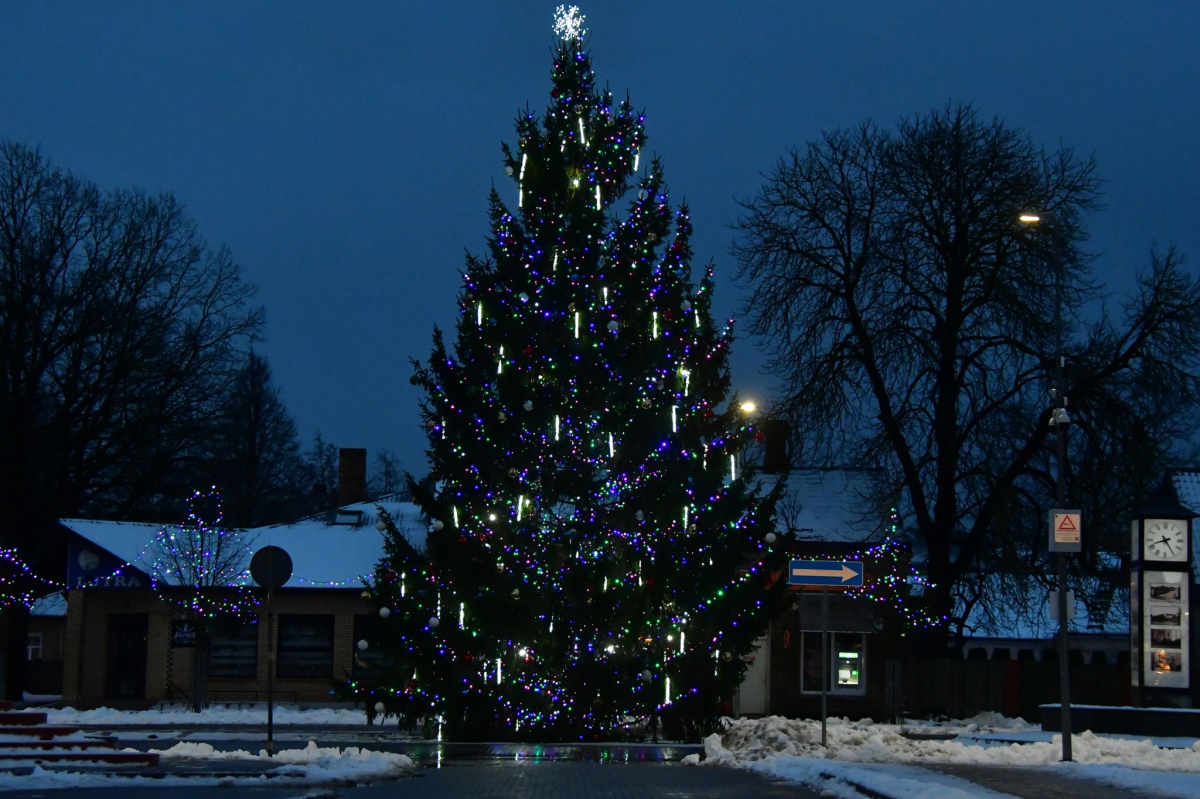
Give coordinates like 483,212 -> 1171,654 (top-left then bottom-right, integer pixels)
0,549 -> 62,609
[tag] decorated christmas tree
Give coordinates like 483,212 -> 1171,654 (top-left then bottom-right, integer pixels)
368,7 -> 793,740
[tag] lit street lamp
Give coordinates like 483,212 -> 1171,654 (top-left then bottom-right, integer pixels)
1019,211 -> 1074,762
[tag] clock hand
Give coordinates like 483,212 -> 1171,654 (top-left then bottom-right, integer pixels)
1155,536 -> 1175,555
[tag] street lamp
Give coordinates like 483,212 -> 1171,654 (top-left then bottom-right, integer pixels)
1019,211 -> 1074,762
739,401 -> 757,415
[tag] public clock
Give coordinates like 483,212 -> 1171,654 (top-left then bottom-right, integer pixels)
1144,518 -> 1188,562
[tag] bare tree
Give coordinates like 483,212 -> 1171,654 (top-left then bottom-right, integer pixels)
0,142 -> 263,562
147,489 -> 257,711
202,352 -> 305,526
303,431 -> 339,510
733,104 -> 1200,650
368,449 -> 403,497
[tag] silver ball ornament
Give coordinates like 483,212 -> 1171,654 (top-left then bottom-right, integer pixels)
607,320 -> 618,332
518,292 -> 528,302
504,165 -> 514,176
765,532 -> 777,544
379,607 -> 391,619
357,639 -> 369,651
641,669 -> 652,681
428,616 -> 440,628
374,701 -> 386,713
375,520 -> 386,532
523,400 -> 533,411
431,519 -> 445,532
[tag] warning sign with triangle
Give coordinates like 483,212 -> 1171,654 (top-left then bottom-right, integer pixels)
1050,510 -> 1081,549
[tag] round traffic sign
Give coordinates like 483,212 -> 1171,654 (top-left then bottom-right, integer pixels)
250,545 -> 293,590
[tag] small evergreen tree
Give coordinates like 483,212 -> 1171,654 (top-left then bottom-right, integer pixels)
369,7 -> 793,740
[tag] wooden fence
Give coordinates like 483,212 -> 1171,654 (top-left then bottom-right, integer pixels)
901,658 -> 1131,721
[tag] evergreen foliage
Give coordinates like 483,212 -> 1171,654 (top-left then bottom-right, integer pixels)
366,17 -> 793,741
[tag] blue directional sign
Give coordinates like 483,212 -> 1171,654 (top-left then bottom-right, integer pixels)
789,560 -> 863,587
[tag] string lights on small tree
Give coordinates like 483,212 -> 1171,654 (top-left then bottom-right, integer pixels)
363,6 -> 794,741
148,488 -> 258,711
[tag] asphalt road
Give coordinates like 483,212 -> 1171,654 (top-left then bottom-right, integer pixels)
3,760 -> 822,799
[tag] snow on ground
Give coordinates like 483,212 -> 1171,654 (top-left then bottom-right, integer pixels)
43,704 -> 369,726
154,740 -> 414,781
699,715 -> 1200,798
0,741 -> 414,790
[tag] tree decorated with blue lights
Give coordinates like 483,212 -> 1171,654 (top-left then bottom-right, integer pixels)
369,7 -> 793,741
147,488 -> 258,712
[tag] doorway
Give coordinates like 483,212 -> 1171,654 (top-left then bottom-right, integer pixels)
106,613 -> 148,699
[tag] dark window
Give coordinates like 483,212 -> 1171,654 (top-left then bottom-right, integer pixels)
210,617 -> 259,678
277,614 -> 334,678
106,614 -> 148,699
352,615 -> 388,678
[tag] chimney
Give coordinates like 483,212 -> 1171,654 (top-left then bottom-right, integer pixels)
337,448 -> 367,507
760,420 -> 791,474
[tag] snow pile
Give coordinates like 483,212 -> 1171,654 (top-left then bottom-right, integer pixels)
155,740 -> 415,783
44,705 -> 369,726
707,715 -> 1200,771
0,741 -> 413,790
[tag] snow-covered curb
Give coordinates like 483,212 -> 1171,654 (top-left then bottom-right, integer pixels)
0,741 -> 413,790
691,716 -> 1200,798
42,705 -> 369,726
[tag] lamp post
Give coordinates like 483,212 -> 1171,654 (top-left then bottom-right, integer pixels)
1019,212 -> 1073,762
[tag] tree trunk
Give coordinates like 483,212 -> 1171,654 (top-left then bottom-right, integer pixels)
190,619 -> 208,712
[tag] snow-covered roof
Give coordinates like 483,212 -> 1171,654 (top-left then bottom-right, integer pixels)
30,591 -> 67,617
1169,469 -> 1200,580
766,468 -> 885,543
57,518 -> 165,569
251,498 -> 426,588
59,496 -> 427,590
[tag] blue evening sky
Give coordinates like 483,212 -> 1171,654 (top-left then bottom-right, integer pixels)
1,1 -> 1196,476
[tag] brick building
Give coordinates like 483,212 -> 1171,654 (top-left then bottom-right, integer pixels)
42,495 -> 425,708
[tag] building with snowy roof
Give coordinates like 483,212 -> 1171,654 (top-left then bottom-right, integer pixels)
39,450 -> 428,708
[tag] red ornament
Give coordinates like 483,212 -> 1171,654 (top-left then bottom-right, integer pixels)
464,652 -> 475,663
523,345 -> 534,357
551,87 -> 561,98
704,409 -> 715,419
384,571 -> 397,582
458,535 -> 468,545
721,702 -> 733,715
645,577 -> 656,587
754,431 -> 765,442
407,679 -> 418,691
663,311 -> 673,322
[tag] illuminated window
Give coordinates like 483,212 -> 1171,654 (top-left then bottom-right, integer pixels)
801,632 -> 867,696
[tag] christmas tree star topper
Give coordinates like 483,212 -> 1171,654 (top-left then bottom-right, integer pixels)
553,5 -> 586,40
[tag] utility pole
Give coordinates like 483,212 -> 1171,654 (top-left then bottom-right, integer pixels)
1022,212 -> 1072,762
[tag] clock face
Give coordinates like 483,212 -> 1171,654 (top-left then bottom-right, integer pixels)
1144,519 -> 1188,562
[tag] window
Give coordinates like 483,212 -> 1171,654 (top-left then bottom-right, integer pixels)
352,615 -> 388,678
277,614 -> 335,678
801,632 -> 867,696
210,617 -> 258,678
26,632 -> 43,661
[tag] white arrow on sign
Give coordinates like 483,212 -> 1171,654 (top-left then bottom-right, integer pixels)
791,564 -> 860,582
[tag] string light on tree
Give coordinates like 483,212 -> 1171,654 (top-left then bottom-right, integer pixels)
361,6 -> 793,740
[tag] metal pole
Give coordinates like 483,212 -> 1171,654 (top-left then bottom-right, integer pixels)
821,586 -> 828,747
1053,230 -> 1072,763
267,556 -> 275,757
